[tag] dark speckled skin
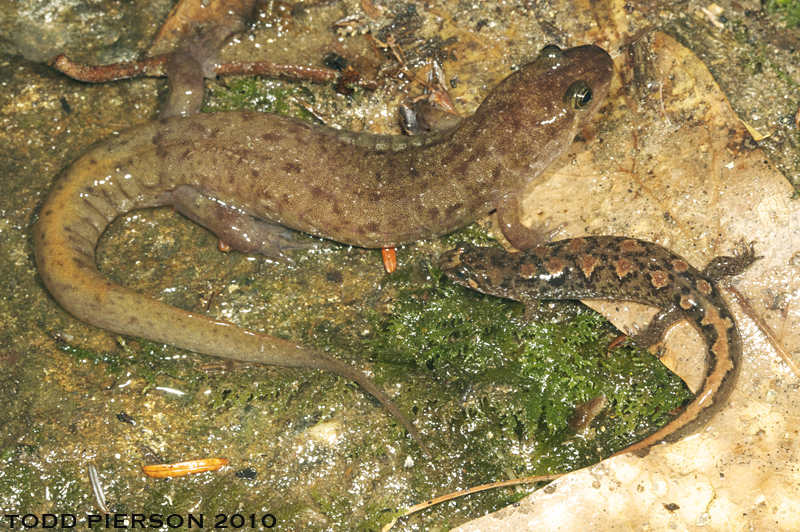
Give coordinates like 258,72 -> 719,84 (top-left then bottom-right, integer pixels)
439,237 -> 759,456
34,44 -> 612,457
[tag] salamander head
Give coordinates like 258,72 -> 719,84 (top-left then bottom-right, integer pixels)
478,43 -> 613,130
439,243 -> 516,299
463,43 -> 615,193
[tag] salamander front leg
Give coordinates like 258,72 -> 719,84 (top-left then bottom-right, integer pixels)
166,185 -> 313,263
516,292 -> 544,323
495,194 -> 564,251
158,26 -> 234,119
702,240 -> 761,282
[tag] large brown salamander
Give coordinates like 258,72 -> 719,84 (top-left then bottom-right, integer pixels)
35,44 -> 612,455
439,237 -> 759,456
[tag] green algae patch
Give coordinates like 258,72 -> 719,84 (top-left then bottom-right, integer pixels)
203,77 -> 315,120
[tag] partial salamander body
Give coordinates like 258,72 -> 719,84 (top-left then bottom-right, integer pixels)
439,237 -> 759,455
35,43 -> 613,454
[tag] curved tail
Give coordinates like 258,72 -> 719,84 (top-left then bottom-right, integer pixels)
611,304 -> 741,458
35,151 -> 431,458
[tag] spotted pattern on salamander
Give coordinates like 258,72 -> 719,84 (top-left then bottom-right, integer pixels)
439,236 -> 760,456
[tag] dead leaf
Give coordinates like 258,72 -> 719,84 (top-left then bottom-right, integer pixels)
148,0 -> 258,56
740,118 -> 771,141
362,0 -> 383,19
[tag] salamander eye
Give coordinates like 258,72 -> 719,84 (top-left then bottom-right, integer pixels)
453,265 -> 472,281
565,81 -> 593,110
541,44 -> 562,56
539,44 -> 563,64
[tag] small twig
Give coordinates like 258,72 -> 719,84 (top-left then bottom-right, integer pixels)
293,98 -> 328,124
142,458 -> 228,478
724,283 -> 800,378
381,472 -> 565,531
49,54 -> 378,89
699,6 -> 726,30
214,61 -> 346,85
49,54 -> 168,82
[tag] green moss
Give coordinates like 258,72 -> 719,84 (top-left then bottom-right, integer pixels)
767,0 -> 800,27
440,222 -> 503,248
203,77 -> 315,119
312,490 -> 357,530
369,259 -> 694,467
56,337 -> 205,391
736,38 -> 799,88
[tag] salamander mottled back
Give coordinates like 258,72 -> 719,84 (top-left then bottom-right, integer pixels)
35,42 -> 612,457
439,237 -> 759,456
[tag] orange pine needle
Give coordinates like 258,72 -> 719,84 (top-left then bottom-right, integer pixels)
142,458 -> 228,478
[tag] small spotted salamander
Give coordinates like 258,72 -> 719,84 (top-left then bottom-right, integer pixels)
439,236 -> 759,456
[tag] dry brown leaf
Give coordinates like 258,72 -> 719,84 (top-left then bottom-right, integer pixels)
456,2 -> 800,531
148,0 -> 257,56
361,0 -> 383,19
740,118 -> 771,141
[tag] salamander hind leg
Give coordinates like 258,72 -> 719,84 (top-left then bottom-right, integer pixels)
400,101 -> 463,135
702,240 -> 761,282
166,185 -> 313,263
625,306 -> 685,349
